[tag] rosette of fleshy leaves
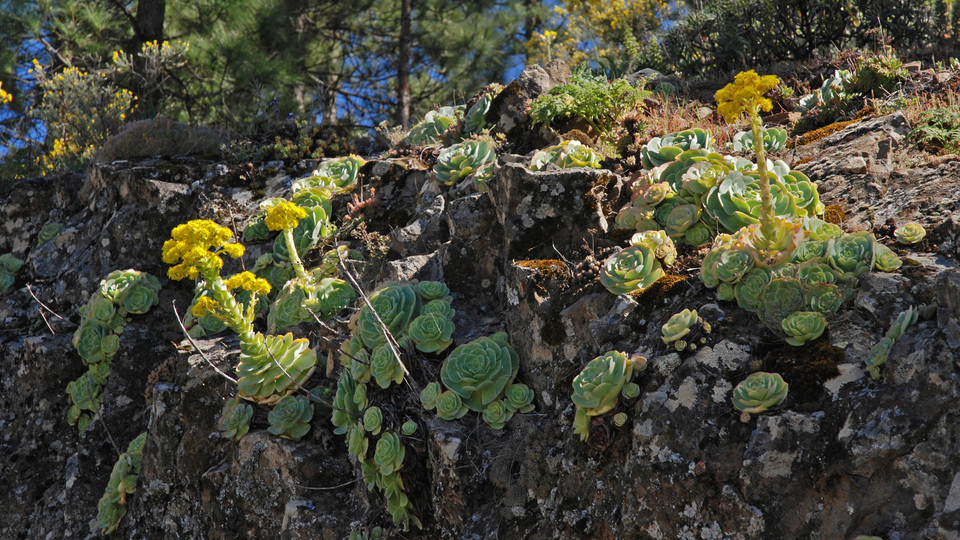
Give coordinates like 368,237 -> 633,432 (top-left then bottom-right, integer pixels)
865,305 -> 918,379
419,381 -> 443,410
311,155 -> 366,192
640,128 -> 714,169
73,316 -> 122,365
66,370 -> 102,432
652,148 -> 733,193
733,126 -> 788,153
503,383 -> 535,414
481,400 -> 513,429
804,282 -> 845,316
571,351 -> 647,441
340,335 -> 372,383
99,269 -> 162,316
756,277 -> 806,331
236,332 -> 317,405
703,166 -> 819,235
356,281 -> 422,348
434,138 -> 496,188
331,372 -> 365,435
630,230 -> 678,266
873,243 -> 902,272
37,222 -> 64,246
267,394 -> 314,440
267,276 -> 355,332
407,312 -> 455,353
370,344 -> 405,389
435,390 -> 469,420
732,371 -> 788,422
781,311 -> 828,346
599,244 -> 664,295
463,92 -> 493,133
0,253 -> 23,292
218,396 -> 254,441
242,198 -> 287,242
827,231 -> 876,281
253,253 -> 296,300
97,432 -> 146,534
529,140 -> 602,171
661,308 -> 702,351
440,332 -> 519,412
894,222 -> 925,244
363,406 -> 383,435
405,105 -> 463,146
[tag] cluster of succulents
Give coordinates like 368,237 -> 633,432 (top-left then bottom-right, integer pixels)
661,308 -> 711,351
640,128 -> 714,169
732,371 -> 788,422
291,155 -> 366,194
571,351 -> 647,441
405,105 -> 464,146
865,306 -> 918,379
37,222 -> 64,246
529,140 -> 602,170
67,270 -> 161,432
0,253 -> 23,292
434,137 -> 496,190
97,431 -> 146,534
795,69 -> 852,113
733,126 -> 788,153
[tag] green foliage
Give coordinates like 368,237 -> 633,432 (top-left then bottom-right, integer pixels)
847,52 -> 907,96
873,243 -> 902,272
435,390 -> 469,420
405,106 -> 463,146
37,222 -> 63,246
866,306 -> 919,379
661,309 -> 700,350
440,332 -> 520,411
733,126 -> 787,153
640,129 -> 714,169
481,400 -> 512,429
293,155 -> 366,194
434,138 -> 496,189
267,395 -> 314,440
828,231 -> 876,279
599,245 -> 664,295
370,344 -> 404,389
97,432 -> 146,535
910,104 -> 960,155
408,312 -> 455,353
732,371 -> 788,422
571,351 -> 646,441
503,383 -> 535,414
373,431 -> 406,476
364,406 -> 384,435
271,206 -> 334,264
464,92 -> 494,133
894,222 -> 926,244
420,382 -> 443,410
357,282 -> 422,348
630,229 -> 677,266
781,311 -> 828,346
267,276 -> 355,333
529,140 -> 602,170
236,332 -> 317,405
218,396 -> 253,441
757,277 -> 806,331
621,382 -> 641,400
0,253 -> 23,292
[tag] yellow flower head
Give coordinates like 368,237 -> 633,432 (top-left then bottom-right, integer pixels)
265,201 -> 307,231
715,70 -> 781,123
224,271 -> 272,296
0,82 -> 11,105
191,296 -> 221,318
162,220 -> 244,281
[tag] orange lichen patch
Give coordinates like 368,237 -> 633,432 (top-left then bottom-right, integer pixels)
629,273 -> 687,303
791,119 -> 859,148
515,259 -> 572,282
822,204 -> 846,224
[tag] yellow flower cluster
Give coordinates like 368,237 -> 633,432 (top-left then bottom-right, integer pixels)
0,82 -> 11,105
161,220 -> 244,280
715,70 -> 781,124
265,201 -> 307,231
191,296 -> 221,318
224,271 -> 271,296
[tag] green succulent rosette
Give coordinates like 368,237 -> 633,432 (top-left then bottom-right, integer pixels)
332,372 -> 363,435
408,312 -> 455,353
529,140 -> 602,171
464,93 -> 493,133
873,243 -> 902,272
421,298 -> 456,320
218,397 -> 253,441
630,229 -> 677,266
804,283 -> 844,316
734,267 -> 771,312
242,212 -> 272,242
641,129 -> 714,169
253,253 -> 296,300
700,245 -> 754,288
420,381 -> 443,410
599,245 -> 664,295
894,222 -> 925,244
37,222 -> 64,246
311,155 -> 366,191
81,293 -> 126,334
481,400 -> 513,429
757,277 -> 806,331
828,231 -> 876,280
802,217 -> 843,241
97,490 -> 128,534
435,389 -> 469,420
363,406 -> 384,435
621,382 -> 641,399
440,332 -> 519,411
795,261 -> 837,285
357,282 -> 421,349
503,383 -> 535,413
683,222 -> 715,247
662,309 -> 699,345
781,311 -> 828,346
370,344 -> 404,389
66,370 -> 103,420
414,280 -> 450,301
663,203 -> 701,238
636,181 -> 673,206
236,332 -> 317,405
401,420 -> 418,436
73,319 -> 115,364
732,371 -> 789,422
267,395 -> 313,440
733,126 -> 788,153
353,380 -> 368,408
0,252 -> 23,292
347,422 -> 369,459
405,106 -> 463,146
571,351 -> 636,416
435,138 -> 496,186
866,336 -> 894,379
268,276 -> 356,333
791,238 -> 829,263
374,431 -> 406,475
339,336 -> 371,383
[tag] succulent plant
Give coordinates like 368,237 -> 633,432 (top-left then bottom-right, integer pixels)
828,231 -> 876,280
332,372 -> 364,435
481,400 -> 513,429
804,283 -> 844,316
641,129 -> 714,169
236,332 -> 317,405
401,420 -> 418,436
571,351 -> 646,441
662,309 -> 699,346
599,245 -> 664,295
873,243 -> 902,272
757,277 -> 806,330
272,206 -> 333,264
802,217 -> 843,241
407,312 -> 455,353
363,406 -> 384,435
218,396 -> 253,441
242,212 -> 272,242
683,222 -> 715,247
414,280 -> 451,301
66,370 -> 102,422
663,203 -> 702,238
357,282 -> 421,348
795,261 -> 837,285
440,332 -> 519,411
612,412 -> 629,427
268,276 -> 355,332
733,126 -> 788,153
436,389 -> 469,420
37,222 -> 64,246
630,229 -> 677,266
865,337 -> 894,380
314,155 -> 366,191
370,344 -> 405,389
614,200 -> 657,231
73,319 -> 117,365
739,218 -> 806,268
621,382 -> 641,399
635,181 -> 673,206
419,381 -> 443,410
894,222 -> 925,244
700,245 -> 754,288
529,140 -> 602,170
374,431 -> 406,475
267,394 -> 314,440
734,267 -> 772,312
781,311 -> 828,346
421,298 -> 456,320
347,422 -> 369,459
503,383 -> 535,413
0,253 -> 22,292
405,106 -> 463,146
464,93 -> 493,133
732,371 -> 788,422
253,253 -> 296,299
434,138 -> 496,186
97,432 -> 147,534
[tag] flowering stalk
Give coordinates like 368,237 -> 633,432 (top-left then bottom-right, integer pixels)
716,70 -> 780,240
265,201 -> 310,281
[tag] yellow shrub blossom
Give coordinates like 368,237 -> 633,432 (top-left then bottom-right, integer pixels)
0,82 -> 11,105
162,220 -> 244,280
265,201 -> 307,231
715,70 -> 781,123
224,271 -> 271,296
191,296 -> 221,318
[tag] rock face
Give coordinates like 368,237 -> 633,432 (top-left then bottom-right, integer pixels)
3,78 -> 960,540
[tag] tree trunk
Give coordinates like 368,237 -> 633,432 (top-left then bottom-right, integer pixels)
397,0 -> 412,128
135,0 -> 166,44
